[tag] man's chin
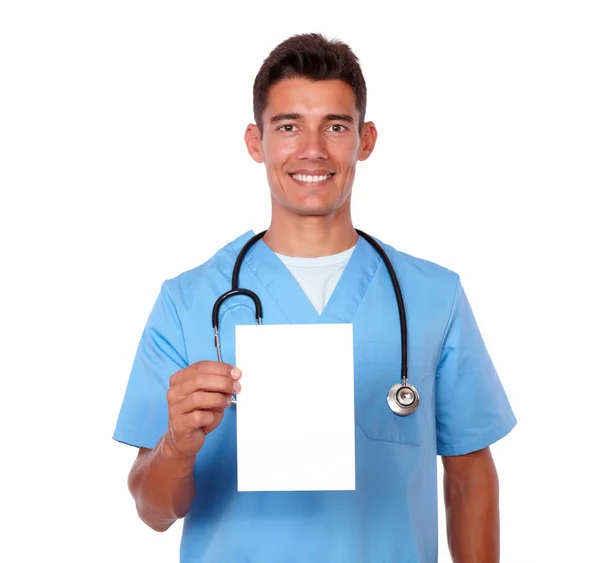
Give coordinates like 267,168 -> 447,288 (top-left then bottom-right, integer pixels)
272,193 -> 346,218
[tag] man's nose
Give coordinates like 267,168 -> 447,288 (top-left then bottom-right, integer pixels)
297,130 -> 328,160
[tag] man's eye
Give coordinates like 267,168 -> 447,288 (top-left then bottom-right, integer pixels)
279,124 -> 297,132
328,124 -> 347,132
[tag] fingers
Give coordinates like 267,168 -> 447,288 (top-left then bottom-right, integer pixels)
171,410 -> 217,435
170,372 -> 241,404
169,360 -> 235,387
165,361 -> 242,456
168,362 -> 242,403
176,390 -> 231,414
167,361 -> 243,442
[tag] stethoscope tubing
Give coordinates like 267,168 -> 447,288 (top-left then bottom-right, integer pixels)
211,229 -> 418,415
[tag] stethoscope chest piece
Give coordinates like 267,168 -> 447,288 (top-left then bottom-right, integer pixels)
387,381 -> 419,416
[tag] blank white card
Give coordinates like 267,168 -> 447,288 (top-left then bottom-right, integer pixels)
235,323 -> 355,492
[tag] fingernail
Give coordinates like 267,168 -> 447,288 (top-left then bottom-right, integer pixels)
233,381 -> 242,393
226,395 -> 232,407
231,367 -> 242,380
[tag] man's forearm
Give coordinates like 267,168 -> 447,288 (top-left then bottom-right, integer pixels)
127,435 -> 197,532
443,449 -> 500,563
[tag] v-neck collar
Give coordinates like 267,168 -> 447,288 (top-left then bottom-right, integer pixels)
237,230 -> 382,325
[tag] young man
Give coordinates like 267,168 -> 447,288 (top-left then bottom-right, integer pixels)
113,33 -> 516,562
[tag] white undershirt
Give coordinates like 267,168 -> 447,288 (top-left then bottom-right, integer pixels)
275,246 -> 356,315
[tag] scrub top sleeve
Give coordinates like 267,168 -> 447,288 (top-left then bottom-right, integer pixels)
435,276 -> 516,456
112,281 -> 188,450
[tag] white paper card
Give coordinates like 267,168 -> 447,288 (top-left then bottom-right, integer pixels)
235,323 -> 355,492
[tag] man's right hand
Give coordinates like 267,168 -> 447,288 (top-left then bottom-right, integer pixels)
164,361 -> 242,458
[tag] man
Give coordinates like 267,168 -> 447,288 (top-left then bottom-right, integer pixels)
113,33 -> 516,562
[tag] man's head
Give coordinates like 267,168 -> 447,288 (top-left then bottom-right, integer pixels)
245,33 -> 377,220
252,33 -> 368,138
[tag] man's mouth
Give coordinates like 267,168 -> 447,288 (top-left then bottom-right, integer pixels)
289,172 -> 335,185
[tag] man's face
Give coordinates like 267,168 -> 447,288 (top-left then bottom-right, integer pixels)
245,77 -> 377,218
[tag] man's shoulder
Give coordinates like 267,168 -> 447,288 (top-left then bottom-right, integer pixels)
163,229 -> 256,295
379,238 -> 459,286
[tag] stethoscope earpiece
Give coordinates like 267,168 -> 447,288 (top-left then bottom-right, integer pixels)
387,381 -> 420,416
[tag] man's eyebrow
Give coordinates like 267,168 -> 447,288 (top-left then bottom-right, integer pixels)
325,114 -> 354,123
269,113 -> 355,124
270,113 -> 302,123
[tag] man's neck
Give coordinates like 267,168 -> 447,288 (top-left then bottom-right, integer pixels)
262,210 -> 358,258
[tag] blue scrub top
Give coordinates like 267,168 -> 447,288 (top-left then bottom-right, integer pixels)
113,230 -> 516,563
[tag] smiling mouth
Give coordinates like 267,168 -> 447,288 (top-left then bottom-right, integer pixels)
289,173 -> 335,185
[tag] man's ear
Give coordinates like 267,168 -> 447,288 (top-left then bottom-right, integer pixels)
357,121 -> 378,161
245,124 -> 264,163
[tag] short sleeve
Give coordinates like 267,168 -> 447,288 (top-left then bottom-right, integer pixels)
112,281 -> 188,449
435,276 -> 516,456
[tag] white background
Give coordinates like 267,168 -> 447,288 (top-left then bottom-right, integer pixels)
1,1 -> 598,561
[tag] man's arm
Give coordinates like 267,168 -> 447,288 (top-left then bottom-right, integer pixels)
441,446 -> 500,563
126,361 -> 240,532
128,438 -> 197,532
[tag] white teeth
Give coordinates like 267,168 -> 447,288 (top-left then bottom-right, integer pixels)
292,174 -> 331,183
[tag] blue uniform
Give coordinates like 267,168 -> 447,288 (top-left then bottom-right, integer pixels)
113,230 -> 516,562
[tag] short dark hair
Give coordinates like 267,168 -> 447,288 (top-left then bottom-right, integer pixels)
253,33 -> 367,135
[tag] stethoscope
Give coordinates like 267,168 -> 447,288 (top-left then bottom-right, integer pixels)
211,230 -> 419,417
